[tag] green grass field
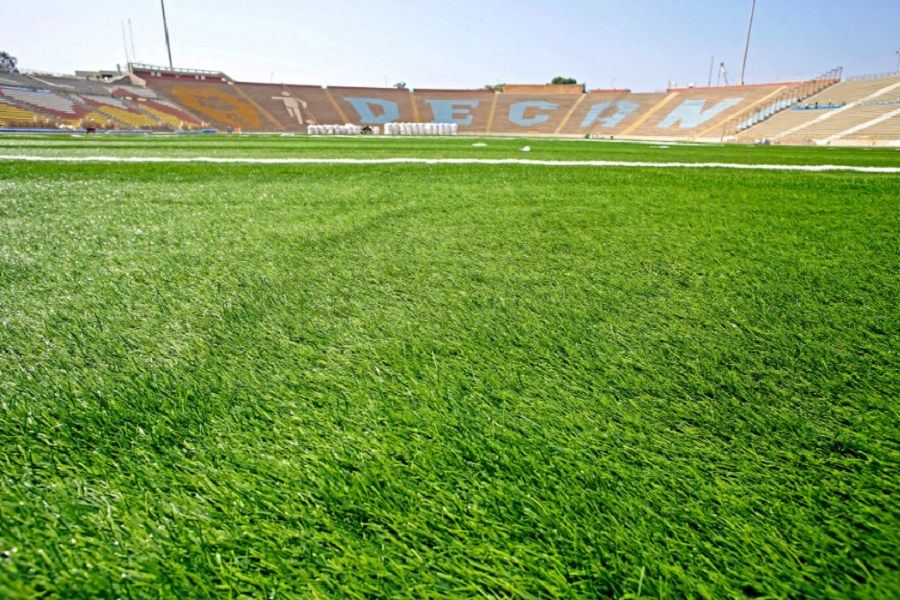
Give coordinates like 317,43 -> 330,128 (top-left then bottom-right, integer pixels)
1,134 -> 899,599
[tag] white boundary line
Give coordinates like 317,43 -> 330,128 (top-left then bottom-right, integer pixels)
0,155 -> 898,173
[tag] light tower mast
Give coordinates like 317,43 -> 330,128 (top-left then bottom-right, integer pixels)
740,0 -> 757,85
160,0 -> 174,69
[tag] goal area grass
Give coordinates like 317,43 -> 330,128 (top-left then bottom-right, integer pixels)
1,134 -> 899,599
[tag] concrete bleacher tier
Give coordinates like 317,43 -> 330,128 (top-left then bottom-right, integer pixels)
329,87 -> 420,128
740,108 -> 828,138
79,95 -> 164,128
340,85 -> 783,138
109,84 -> 158,99
814,75 -> 900,106
0,72 -> 50,89
135,66 -> 815,137
31,76 -> 114,95
0,88 -> 94,123
487,86 -> 780,138
140,75 -> 266,130
130,98 -> 204,127
557,92 -> 666,136
488,93 -> 579,135
134,66 -> 899,141
629,85 -> 790,138
0,98 -> 45,124
83,95 -> 171,128
413,90 -> 495,133
742,75 -> 900,139
855,108 -> 900,139
795,103 -> 900,139
232,82 -> 344,131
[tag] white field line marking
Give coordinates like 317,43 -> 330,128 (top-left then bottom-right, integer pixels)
0,155 -> 898,173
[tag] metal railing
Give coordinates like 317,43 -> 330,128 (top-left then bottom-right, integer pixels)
845,72 -> 900,81
722,67 -> 842,140
129,63 -> 226,78
19,68 -> 74,78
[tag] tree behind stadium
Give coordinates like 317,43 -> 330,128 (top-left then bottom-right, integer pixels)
0,51 -> 18,72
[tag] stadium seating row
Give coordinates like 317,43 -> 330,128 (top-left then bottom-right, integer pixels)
109,84 -> 159,98
0,72 -> 50,89
0,97 -> 42,123
136,69 -> 796,139
0,85 -> 207,129
4,66 -> 900,141
0,87 -> 93,123
740,75 -> 900,141
30,75 -> 114,95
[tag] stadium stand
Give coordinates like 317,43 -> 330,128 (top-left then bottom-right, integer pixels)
553,92 -> 657,136
0,97 -> 47,125
829,106 -> 900,143
328,87 -> 420,127
853,105 -> 900,139
818,75 -> 900,105
413,89 -> 495,132
632,84 -> 798,138
136,74 -> 264,130
0,87 -> 93,124
109,84 -> 159,99
134,62 -> 900,140
29,75 -> 115,96
726,69 -> 842,137
232,82 -> 344,131
794,102 -> 900,140
489,93 -> 585,135
556,85 -> 788,138
736,106 -> 828,138
0,72 -> 50,89
137,76 -> 844,138
418,85 -> 813,138
78,95 -> 164,128
740,74 -> 900,141
130,97 -> 205,128
6,62 -> 899,142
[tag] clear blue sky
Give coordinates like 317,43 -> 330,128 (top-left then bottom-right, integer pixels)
4,0 -> 899,91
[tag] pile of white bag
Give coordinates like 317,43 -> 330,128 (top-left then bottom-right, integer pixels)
308,124 -> 380,135
384,123 -> 458,135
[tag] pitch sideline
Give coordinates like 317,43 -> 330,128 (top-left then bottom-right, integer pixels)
1,155 -> 898,173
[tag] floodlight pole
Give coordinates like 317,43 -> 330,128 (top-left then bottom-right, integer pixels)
161,0 -> 174,70
740,0 -> 756,86
121,22 -> 131,65
129,19 -> 137,65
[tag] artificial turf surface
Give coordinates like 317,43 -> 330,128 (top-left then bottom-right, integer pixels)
0,135 -> 899,599
2,132 -> 900,166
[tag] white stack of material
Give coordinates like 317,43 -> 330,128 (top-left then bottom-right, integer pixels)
309,124 -> 370,134
382,122 -> 459,135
